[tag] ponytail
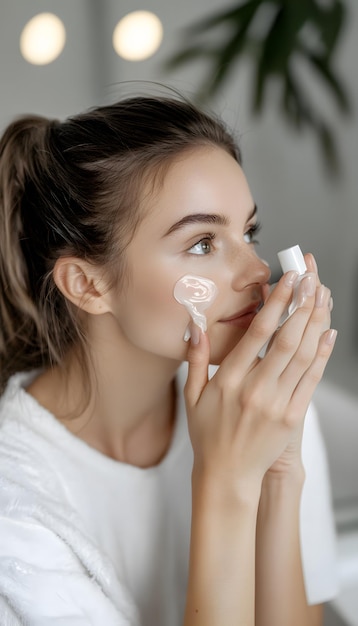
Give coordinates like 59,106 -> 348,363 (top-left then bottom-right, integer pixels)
0,116 -> 62,390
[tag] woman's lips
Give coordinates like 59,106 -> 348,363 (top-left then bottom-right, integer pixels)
219,302 -> 261,328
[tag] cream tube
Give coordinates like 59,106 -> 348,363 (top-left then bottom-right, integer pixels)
278,244 -> 308,318
259,244 -> 311,357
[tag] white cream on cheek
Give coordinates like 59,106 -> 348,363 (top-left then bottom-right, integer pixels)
173,274 -> 218,341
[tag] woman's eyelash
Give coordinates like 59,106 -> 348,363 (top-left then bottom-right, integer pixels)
198,233 -> 215,243
245,221 -> 262,243
191,233 -> 216,247
187,233 -> 216,255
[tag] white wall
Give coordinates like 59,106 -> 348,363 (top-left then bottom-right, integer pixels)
0,0 -> 357,396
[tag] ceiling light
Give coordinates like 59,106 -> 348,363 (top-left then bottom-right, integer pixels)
113,11 -> 163,61
20,13 -> 66,65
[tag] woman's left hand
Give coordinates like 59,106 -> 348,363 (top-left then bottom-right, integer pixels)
265,253 -> 333,478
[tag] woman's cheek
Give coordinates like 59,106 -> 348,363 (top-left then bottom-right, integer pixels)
207,323 -> 247,365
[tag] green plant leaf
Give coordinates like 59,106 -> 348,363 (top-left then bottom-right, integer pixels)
310,0 -> 346,57
165,0 -> 260,75
317,119 -> 341,176
183,0 -> 262,36
252,3 -> 310,111
164,45 -> 217,70
162,0 -> 351,177
282,67 -> 311,129
198,25 -> 253,99
302,49 -> 351,113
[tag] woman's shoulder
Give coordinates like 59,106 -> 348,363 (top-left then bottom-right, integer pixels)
0,371 -> 67,501
0,370 -> 40,422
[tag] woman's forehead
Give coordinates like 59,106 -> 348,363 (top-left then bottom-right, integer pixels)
127,150 -> 254,258
137,145 -> 246,225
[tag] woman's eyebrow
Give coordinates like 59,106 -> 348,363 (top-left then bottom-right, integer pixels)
163,204 -> 257,237
163,213 -> 229,237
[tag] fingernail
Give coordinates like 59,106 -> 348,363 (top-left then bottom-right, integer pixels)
325,329 -> 337,346
190,323 -> 201,345
284,271 -> 299,287
315,285 -> 326,308
329,296 -> 334,312
297,273 -> 316,307
310,254 -> 318,274
303,273 -> 316,297
184,326 -> 191,342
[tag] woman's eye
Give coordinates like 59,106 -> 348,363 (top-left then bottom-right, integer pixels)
188,237 -> 214,255
244,222 -> 261,244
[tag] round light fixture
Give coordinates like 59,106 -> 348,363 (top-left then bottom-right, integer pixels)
20,13 -> 66,65
113,11 -> 163,61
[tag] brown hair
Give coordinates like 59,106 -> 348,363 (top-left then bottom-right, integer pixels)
0,95 -> 240,393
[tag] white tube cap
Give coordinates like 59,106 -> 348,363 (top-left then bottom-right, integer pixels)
277,245 -> 307,275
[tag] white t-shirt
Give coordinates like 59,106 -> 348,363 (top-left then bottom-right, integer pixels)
0,366 -> 338,625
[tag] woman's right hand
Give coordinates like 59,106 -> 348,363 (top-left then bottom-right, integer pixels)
184,266 -> 336,496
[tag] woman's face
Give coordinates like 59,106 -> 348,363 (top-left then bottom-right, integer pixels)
109,146 -> 271,365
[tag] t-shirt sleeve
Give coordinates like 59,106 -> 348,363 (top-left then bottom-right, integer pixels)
300,401 -> 339,605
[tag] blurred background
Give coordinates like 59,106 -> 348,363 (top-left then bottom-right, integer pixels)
0,1 -> 357,623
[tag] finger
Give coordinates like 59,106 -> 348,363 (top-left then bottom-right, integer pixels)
305,253 -> 321,285
287,328 -> 337,420
262,282 -> 270,303
305,253 -> 334,315
184,323 -> 210,407
256,273 -> 317,380
219,270 -> 299,377
278,285 -> 332,394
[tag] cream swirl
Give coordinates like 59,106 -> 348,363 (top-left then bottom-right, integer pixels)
174,274 -> 218,338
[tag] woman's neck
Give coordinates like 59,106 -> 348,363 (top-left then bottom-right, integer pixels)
27,314 -> 181,467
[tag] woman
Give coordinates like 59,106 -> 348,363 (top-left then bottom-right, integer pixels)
0,95 -> 337,625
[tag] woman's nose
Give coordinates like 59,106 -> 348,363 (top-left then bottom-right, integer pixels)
232,248 -> 271,291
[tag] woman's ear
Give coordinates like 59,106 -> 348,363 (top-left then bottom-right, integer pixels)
53,257 -> 112,315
